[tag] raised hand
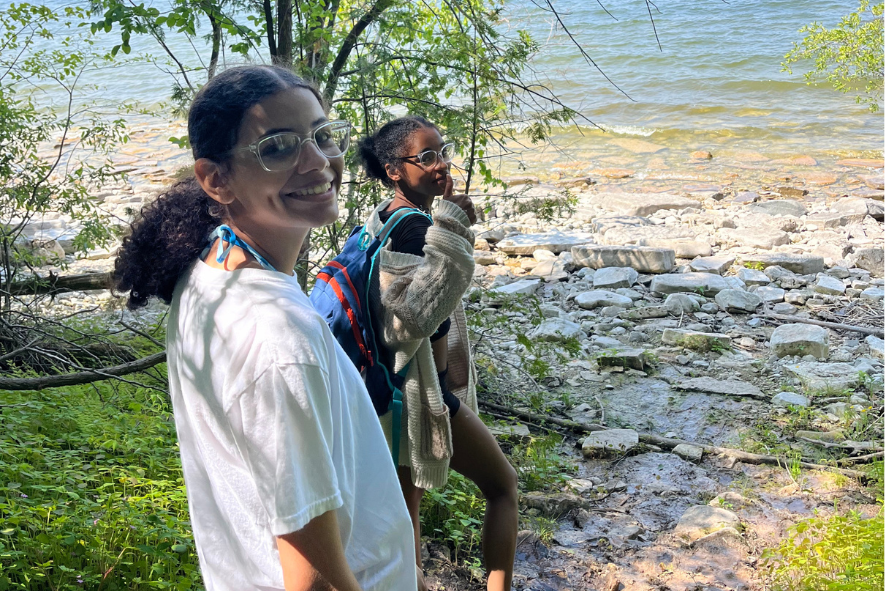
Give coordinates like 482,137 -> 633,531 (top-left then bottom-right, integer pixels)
441,174 -> 477,225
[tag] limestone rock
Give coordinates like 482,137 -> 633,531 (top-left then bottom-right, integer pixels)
531,318 -> 584,342
582,429 -> 640,458
748,200 -> 808,217
487,423 -> 531,439
661,329 -> 730,351
593,267 -> 639,289
772,392 -> 810,407
866,335 -> 884,360
814,274 -> 846,295
619,305 -> 669,320
690,256 -> 735,275
737,268 -> 770,286
638,238 -> 713,258
496,230 -> 594,255
674,505 -> 741,543
587,192 -> 701,217
741,254 -> 825,275
595,348 -> 650,371
650,273 -> 729,297
664,293 -> 701,315
852,248 -> 884,277
755,285 -> 786,303
473,251 -> 496,265
674,377 -> 765,399
489,278 -> 541,297
672,444 -> 704,463
714,289 -> 762,313
770,324 -> 829,359
572,244 -> 675,273
783,362 -> 860,392
861,287 -> 884,301
832,197 -> 885,221
575,290 -> 634,310
529,258 -> 569,283
720,227 -> 789,250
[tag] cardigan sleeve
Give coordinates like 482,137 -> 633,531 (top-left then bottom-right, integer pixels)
377,199 -> 475,343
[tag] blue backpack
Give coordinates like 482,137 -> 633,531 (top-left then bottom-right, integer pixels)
309,208 -> 432,464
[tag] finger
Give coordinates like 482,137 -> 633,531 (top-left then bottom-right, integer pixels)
443,173 -> 453,199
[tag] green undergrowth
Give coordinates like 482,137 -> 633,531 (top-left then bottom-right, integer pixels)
762,507 -> 884,591
0,378 -> 201,590
421,428 -> 575,567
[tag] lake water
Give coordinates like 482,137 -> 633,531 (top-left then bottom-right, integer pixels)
18,0 -> 885,160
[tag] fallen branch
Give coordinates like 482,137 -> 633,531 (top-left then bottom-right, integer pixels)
760,311 -> 884,338
478,400 -> 872,481
797,436 -> 884,452
3,272 -> 115,296
838,451 -> 884,465
0,352 -> 166,391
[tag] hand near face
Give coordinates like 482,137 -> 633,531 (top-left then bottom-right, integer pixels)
441,174 -> 477,226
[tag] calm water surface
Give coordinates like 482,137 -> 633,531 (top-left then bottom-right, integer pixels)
21,0 -> 885,156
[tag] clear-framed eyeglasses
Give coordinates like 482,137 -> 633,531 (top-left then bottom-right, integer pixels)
229,120 -> 352,172
398,142 -> 455,168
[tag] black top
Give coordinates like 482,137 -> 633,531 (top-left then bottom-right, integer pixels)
378,205 -> 450,342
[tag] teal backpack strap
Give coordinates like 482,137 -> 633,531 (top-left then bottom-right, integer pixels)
388,362 -> 411,465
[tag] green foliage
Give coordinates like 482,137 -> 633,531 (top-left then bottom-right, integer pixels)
783,0 -> 884,112
744,261 -> 765,271
762,508 -> 884,590
421,471 -> 485,567
0,378 -> 201,589
509,433 -> 574,493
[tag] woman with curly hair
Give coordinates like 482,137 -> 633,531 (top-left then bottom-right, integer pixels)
114,65 -> 414,590
357,117 -> 518,591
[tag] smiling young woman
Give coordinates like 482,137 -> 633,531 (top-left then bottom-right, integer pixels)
357,117 -> 518,591
114,66 -> 415,591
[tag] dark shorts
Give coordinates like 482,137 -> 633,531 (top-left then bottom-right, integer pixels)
441,387 -> 461,418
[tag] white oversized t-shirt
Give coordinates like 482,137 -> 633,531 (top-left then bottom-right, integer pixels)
166,261 -> 415,590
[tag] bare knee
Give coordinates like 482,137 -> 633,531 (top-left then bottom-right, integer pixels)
481,461 -> 518,505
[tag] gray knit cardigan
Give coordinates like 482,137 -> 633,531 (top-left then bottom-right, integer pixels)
367,198 -> 478,489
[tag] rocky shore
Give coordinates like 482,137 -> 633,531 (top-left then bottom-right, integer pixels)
12,122 -> 886,591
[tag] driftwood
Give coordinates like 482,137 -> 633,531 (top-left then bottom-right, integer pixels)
838,451 -> 885,466
760,311 -> 884,339
797,436 -> 884,452
478,400 -> 872,481
3,272 -> 115,296
0,351 -> 166,391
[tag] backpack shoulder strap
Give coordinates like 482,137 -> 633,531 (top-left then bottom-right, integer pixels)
358,207 -> 433,250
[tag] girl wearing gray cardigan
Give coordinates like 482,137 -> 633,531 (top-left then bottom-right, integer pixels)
357,117 -> 518,591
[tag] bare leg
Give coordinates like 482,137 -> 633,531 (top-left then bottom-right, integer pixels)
398,466 -> 428,591
449,405 -> 518,591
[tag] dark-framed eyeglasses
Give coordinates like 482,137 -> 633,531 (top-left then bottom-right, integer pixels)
228,120 -> 352,172
397,142 -> 455,168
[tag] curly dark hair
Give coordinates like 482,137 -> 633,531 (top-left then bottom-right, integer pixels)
114,65 -> 323,309
357,116 -> 437,188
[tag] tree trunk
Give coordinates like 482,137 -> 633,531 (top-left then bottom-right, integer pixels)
3,272 -> 114,296
263,0 -> 277,59
207,11 -> 222,80
277,0 -> 293,66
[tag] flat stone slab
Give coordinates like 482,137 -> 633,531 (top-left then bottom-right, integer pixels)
664,293 -> 701,315
719,227 -> 789,250
575,290 -> 634,310
489,278 -> 541,297
814,274 -> 846,295
866,335 -> 884,360
672,443 -> 704,462
582,429 -> 640,458
637,238 -> 713,259
593,266 -> 639,289
714,289 -> 762,313
661,329 -> 731,351
748,200 -> 808,217
674,377 -> 765,399
531,318 -> 584,342
587,192 -> 701,217
690,256 -> 735,275
674,505 -> 741,543
487,423 -> 531,439
772,392 -> 810,407
609,138 -> 668,154
852,248 -> 884,277
783,362 -> 860,392
619,305 -> 669,320
740,254 -> 825,275
650,273 -> 729,297
755,285 -> 786,303
861,287 -> 885,301
595,348 -> 650,371
770,324 -> 830,359
496,230 -> 594,255
572,245 -> 675,274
